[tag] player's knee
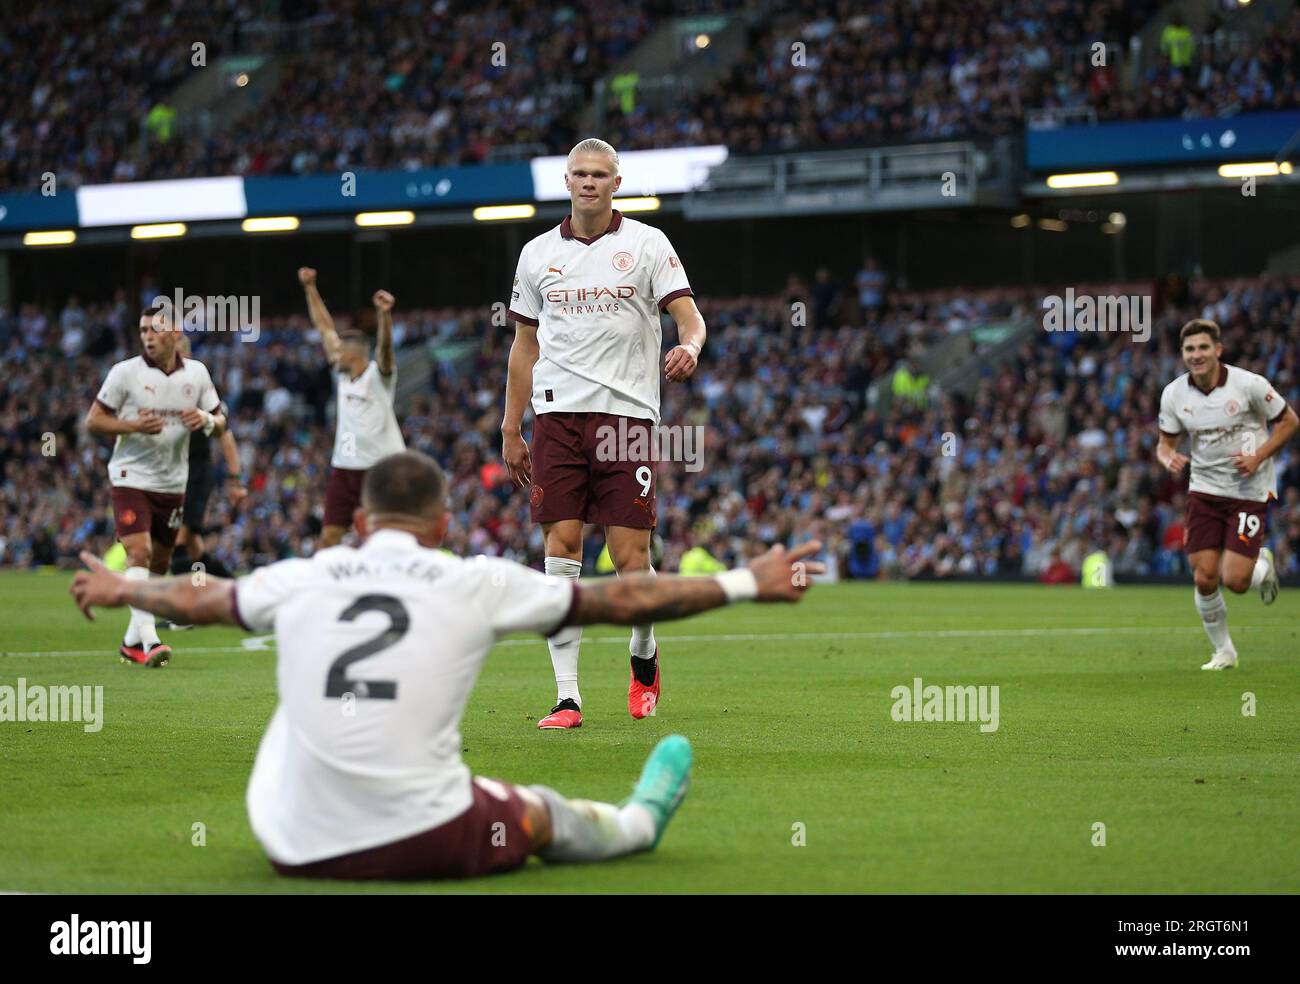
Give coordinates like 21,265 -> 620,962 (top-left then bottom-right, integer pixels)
544,530 -> 582,559
1222,571 -> 1251,594
610,543 -> 650,573
1193,568 -> 1219,594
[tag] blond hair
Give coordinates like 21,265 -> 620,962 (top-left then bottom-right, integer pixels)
566,138 -> 619,174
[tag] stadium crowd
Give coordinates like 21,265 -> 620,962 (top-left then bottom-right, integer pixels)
7,0 -> 1299,191
3,271 -> 1297,583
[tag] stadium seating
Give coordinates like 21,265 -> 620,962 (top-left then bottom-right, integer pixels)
7,1 -> 1298,190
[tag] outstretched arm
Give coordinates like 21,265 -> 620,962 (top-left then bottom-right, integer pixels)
71,552 -> 238,625
373,289 -> 396,375
298,267 -> 342,366
568,541 -> 823,626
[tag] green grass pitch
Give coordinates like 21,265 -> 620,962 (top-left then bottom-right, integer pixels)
1,571 -> 1297,894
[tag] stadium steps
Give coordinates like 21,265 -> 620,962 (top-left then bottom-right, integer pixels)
583,11 -> 754,133
931,318 -> 1038,400
168,55 -> 281,140
1131,0 -> 1293,83
865,316 -> 1035,415
393,343 -> 434,416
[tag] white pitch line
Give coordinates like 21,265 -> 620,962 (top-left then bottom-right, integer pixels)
0,624 -> 1223,658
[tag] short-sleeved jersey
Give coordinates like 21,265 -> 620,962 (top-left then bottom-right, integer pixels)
95,354 -> 221,494
233,529 -> 577,865
1158,363 -> 1289,503
332,360 -> 405,469
508,210 -> 693,425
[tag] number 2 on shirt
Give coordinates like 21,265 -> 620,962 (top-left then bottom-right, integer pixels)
324,595 -> 405,699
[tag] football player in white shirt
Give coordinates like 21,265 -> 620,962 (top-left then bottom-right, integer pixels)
502,138 -> 708,730
1157,319 -> 1297,669
69,450 -> 823,881
85,305 -> 226,667
298,267 -> 405,548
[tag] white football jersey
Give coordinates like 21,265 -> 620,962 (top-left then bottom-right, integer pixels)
508,210 -> 693,425
1158,364 -> 1288,503
95,354 -> 221,494
331,361 -> 405,469
233,529 -> 576,865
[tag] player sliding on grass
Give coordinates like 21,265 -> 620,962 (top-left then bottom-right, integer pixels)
503,137 -> 708,729
85,305 -> 226,668
69,450 -> 821,880
1157,319 -> 1298,670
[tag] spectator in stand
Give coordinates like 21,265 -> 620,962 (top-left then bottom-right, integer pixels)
856,258 -> 887,316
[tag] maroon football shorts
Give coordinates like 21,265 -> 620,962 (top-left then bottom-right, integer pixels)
269,777 -> 534,881
110,486 -> 185,549
530,412 -> 657,529
1184,491 -> 1270,559
324,466 -> 366,528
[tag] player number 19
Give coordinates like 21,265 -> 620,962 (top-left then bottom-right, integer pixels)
1237,512 -> 1261,539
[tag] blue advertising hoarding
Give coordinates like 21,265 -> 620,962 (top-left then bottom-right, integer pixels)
0,191 -> 80,232
1027,110 -> 1300,171
241,163 -> 533,215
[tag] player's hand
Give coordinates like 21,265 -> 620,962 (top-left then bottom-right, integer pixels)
747,541 -> 825,602
502,430 -> 532,488
69,551 -> 125,621
1162,451 -> 1189,476
297,267 -> 317,287
134,409 -> 164,434
1230,451 -> 1262,477
180,408 -> 210,432
372,290 -> 395,312
227,479 -> 249,506
664,343 -> 699,382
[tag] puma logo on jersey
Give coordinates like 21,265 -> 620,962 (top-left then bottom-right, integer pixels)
548,266 -> 565,275
143,384 -> 155,394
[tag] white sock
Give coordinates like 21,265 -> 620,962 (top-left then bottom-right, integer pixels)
124,567 -> 162,648
630,566 -> 657,659
530,786 -> 656,862
1250,555 -> 1268,589
544,557 -> 583,707
1194,588 -> 1233,654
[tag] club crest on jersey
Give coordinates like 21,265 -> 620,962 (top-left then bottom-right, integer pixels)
530,484 -> 544,509
1225,399 -> 1240,416
182,384 -> 194,398
612,251 -> 634,272
120,509 -> 137,527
